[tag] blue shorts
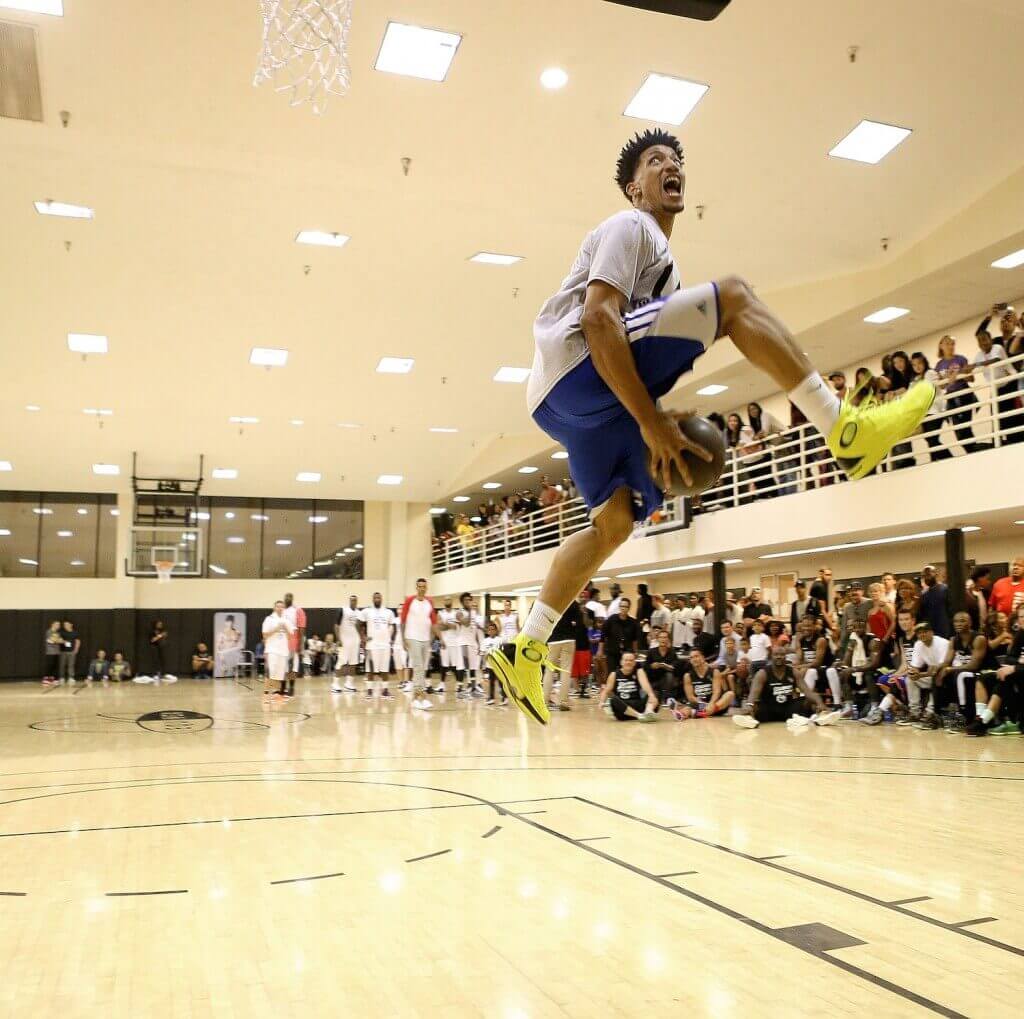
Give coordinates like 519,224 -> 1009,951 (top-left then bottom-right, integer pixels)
533,282 -> 721,520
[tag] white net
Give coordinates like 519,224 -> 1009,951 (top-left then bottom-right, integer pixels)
155,560 -> 174,584
253,0 -> 354,114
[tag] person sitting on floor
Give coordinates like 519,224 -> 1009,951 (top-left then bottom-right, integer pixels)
192,642 -> 214,679
733,646 -> 839,729
644,629 -> 681,704
668,647 -> 734,719
598,651 -> 659,722
973,606 -> 1024,736
108,651 -> 132,682
87,649 -> 110,684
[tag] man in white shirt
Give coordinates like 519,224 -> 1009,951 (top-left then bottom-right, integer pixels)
362,592 -> 396,699
606,583 -> 623,619
436,596 -> 464,696
584,586 -> 607,622
334,594 -> 365,693
907,621 -> 950,729
262,600 -> 295,706
974,329 -> 1020,444
400,578 -> 437,710
497,599 -> 520,641
671,593 -> 704,649
456,592 -> 484,698
648,593 -> 672,647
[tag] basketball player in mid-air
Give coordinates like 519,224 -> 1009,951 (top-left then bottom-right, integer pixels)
488,128 -> 936,725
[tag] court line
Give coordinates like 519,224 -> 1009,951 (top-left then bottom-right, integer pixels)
952,918 -> 998,928
481,825 -> 502,839
574,836 -> 611,842
573,796 -> 1024,960
405,849 -> 451,863
270,871 -> 345,886
0,891 -> 27,896
106,889 -> 188,897
888,896 -> 932,906
656,870 -> 698,878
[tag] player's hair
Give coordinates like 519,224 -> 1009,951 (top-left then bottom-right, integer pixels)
461,591 -> 472,601
615,129 -> 684,198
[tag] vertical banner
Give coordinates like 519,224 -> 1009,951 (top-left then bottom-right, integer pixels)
214,612 -> 246,678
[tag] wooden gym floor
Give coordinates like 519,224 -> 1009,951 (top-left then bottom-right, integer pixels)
0,678 -> 1020,1018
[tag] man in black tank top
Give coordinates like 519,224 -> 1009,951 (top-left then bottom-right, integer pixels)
792,617 -> 842,708
938,612 -> 999,736
975,624 -> 1024,736
733,647 -> 833,729
675,648 -> 734,718
598,652 -> 660,721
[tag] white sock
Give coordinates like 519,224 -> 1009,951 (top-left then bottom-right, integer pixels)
879,693 -> 894,712
787,373 -> 841,437
980,706 -> 994,723
522,600 -> 560,644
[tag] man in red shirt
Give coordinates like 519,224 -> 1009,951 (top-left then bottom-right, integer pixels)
989,557 -> 1024,617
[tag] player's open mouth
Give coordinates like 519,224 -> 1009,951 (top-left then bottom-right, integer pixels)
663,176 -> 682,195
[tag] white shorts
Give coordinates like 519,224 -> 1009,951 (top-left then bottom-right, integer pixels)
338,637 -> 361,667
289,651 -> 301,672
440,644 -> 464,670
266,652 -> 288,683
368,647 -> 391,674
391,644 -> 408,670
459,644 -> 480,673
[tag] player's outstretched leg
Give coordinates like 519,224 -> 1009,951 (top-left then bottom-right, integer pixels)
715,276 -> 935,480
487,487 -> 635,726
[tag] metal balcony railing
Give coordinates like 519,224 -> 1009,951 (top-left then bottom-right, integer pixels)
431,350 -> 1024,574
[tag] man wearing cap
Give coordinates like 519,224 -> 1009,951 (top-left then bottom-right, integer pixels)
828,371 -> 848,401
742,588 -> 773,624
790,580 -> 819,632
918,565 -> 952,639
838,581 -> 871,651
906,620 -> 950,730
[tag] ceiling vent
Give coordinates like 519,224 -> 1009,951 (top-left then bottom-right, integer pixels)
0,21 -> 43,122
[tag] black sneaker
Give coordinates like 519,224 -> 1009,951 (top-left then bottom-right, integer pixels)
965,718 -> 988,737
916,712 -> 941,730
945,712 -> 967,734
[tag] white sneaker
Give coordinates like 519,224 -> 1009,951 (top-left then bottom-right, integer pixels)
162,674 -> 178,684
638,710 -> 657,723
733,714 -> 760,729
343,682 -> 357,693
330,684 -> 343,693
414,698 -> 433,710
786,714 -> 812,729
814,710 -> 843,727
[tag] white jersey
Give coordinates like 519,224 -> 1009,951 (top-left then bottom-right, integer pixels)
455,608 -> 480,647
438,608 -> 460,648
362,606 -> 396,650
497,612 -> 520,640
528,209 -> 681,413
337,605 -> 363,641
261,613 -> 294,656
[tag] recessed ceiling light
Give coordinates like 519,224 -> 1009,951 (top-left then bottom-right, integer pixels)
308,515 -> 328,523
482,482 -> 502,490
70,559 -> 85,566
616,558 -> 743,579
6,2 -> 63,16
374,21 -> 462,81
829,120 -> 912,164
453,495 -> 471,502
494,366 -> 531,383
0,529 -> 10,536
195,511 -> 210,520
313,560 -> 332,567
518,466 -> 539,474
34,199 -> 92,219
992,249 -> 1024,270
251,513 -> 269,521
33,507 -> 53,514
696,384 -> 728,396
290,419 -> 304,426
250,347 -> 288,367
0,461 -> 11,472
624,72 -> 709,125
551,451 -> 569,460
758,527 -> 981,560
295,230 -> 349,248
276,538 -> 292,546
19,558 -> 38,566
470,252 -> 523,266
429,427 -> 458,433
25,404 -> 40,412
430,507 -> 447,515
354,543 -> 364,550
864,306 -> 910,324
76,508 -> 88,515
296,471 -> 321,483
212,468 -> 238,480
1015,520 -> 1024,525
110,508 -> 120,516
344,547 -> 355,553
337,422 -> 362,429
209,564 -> 228,575
229,416 -> 259,424
56,530 -> 73,537
224,512 -> 235,520
540,67 -> 569,90
68,333 -> 108,354
92,463 -> 119,476
226,536 -> 245,544
376,356 -> 415,374
377,474 -> 403,486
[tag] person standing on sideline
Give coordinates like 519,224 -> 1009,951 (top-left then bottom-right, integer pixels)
42,619 -> 62,687
918,565 -> 952,639
456,593 -> 484,698
436,596 -> 465,696
542,599 -> 585,711
262,600 -> 295,708
334,594 -> 364,693
282,593 -> 306,697
648,593 -> 672,646
497,598 -> 520,641
149,620 -> 168,681
362,592 -> 396,699
401,578 -> 438,710
599,597 -> 639,678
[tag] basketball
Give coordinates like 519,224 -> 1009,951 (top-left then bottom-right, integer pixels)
653,414 -> 727,498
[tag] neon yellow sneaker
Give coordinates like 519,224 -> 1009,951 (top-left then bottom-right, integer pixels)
828,380 -> 936,480
487,634 -> 552,725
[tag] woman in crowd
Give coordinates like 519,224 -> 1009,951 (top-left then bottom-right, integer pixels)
867,582 -> 895,642
910,351 -> 947,462
986,611 -> 1014,657
886,351 -> 915,469
894,578 -> 920,620
766,619 -> 790,650
724,412 -> 757,503
746,401 -> 784,498
936,335 -> 982,455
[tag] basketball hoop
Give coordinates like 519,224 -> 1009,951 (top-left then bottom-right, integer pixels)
253,0 -> 354,114
155,560 -> 174,584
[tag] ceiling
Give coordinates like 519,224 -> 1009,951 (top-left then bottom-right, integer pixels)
2,0 -> 1023,504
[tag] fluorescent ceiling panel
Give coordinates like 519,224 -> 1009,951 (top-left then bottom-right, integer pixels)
992,249 -> 1024,270
68,333 -> 107,354
377,474 -> 403,485
34,199 -> 92,218
376,357 -> 415,374
296,471 -> 321,482
864,306 -> 910,324
624,73 -> 708,125
92,463 -> 119,475
470,252 -> 523,265
540,67 -> 568,90
696,384 -> 728,396
212,468 -> 238,480
493,366 -> 530,383
374,22 -> 461,81
295,230 -> 349,248
250,347 -> 288,367
829,120 -> 911,164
